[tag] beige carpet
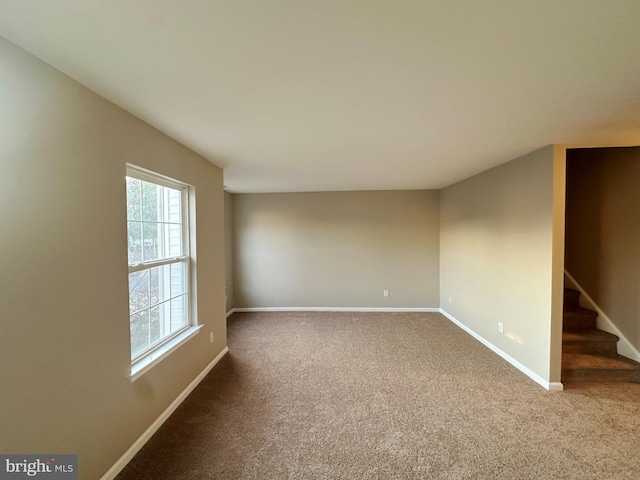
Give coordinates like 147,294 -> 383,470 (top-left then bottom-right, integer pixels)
116,312 -> 640,479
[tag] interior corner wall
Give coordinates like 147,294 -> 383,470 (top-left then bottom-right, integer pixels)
439,146 -> 556,382
565,147 -> 640,351
232,190 -> 440,308
0,37 -> 226,479
224,191 -> 235,312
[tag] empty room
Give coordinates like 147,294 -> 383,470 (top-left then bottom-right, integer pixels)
1,2 -> 640,479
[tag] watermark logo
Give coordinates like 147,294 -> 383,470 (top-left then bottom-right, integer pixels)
0,456 -> 77,479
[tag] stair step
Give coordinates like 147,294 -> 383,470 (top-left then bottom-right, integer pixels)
564,288 -> 581,308
562,329 -> 619,354
562,353 -> 640,383
563,307 -> 598,330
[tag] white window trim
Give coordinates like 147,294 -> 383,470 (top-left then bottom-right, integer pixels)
126,164 -> 197,382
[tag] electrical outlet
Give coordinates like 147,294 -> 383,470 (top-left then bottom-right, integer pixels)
498,322 -> 504,334
383,290 -> 390,297
449,296 -> 452,303
209,332 -> 214,343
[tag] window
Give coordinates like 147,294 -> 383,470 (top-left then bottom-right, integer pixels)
126,166 -> 200,380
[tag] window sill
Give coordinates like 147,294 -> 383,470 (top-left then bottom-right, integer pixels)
128,325 -> 203,382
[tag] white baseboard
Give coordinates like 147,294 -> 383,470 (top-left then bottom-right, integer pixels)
565,270 -> 640,363
439,309 -> 563,392
232,307 -> 440,313
226,308 -> 236,318
100,346 -> 230,480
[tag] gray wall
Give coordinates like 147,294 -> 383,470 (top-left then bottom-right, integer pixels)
440,146 -> 557,381
566,147 -> 640,350
233,190 -> 440,308
0,37 -> 226,479
224,191 -> 235,312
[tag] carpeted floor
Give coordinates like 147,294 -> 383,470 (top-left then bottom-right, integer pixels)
116,312 -> 640,479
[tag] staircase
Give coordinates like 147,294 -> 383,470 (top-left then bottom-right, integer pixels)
562,288 -> 640,383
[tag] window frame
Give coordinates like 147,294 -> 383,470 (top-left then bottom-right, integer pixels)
125,165 -> 201,381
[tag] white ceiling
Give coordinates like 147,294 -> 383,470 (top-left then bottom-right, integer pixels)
2,1 -> 640,192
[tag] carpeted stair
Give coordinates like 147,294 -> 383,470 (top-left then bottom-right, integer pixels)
562,288 -> 640,383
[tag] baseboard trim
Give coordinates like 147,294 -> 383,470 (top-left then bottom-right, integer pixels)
439,309 -> 563,392
232,307 -> 440,313
226,308 -> 236,318
100,346 -> 230,480
548,382 -> 564,391
564,270 -> 640,363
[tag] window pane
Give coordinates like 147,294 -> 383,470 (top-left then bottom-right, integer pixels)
142,222 -> 160,262
170,295 -> 187,333
142,181 -> 159,222
149,305 -> 162,346
170,262 -> 186,298
127,221 -> 142,264
126,177 -> 142,221
149,266 -> 161,305
166,188 -> 182,223
166,222 -> 183,258
130,310 -> 150,359
129,270 -> 149,313
162,299 -> 172,337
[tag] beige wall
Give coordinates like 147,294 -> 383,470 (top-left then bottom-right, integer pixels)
233,190 -> 440,308
565,147 -> 640,350
224,191 -> 235,312
440,146 -> 557,382
0,37 -> 226,479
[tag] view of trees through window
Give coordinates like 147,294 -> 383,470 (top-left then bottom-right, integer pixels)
126,174 -> 189,360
